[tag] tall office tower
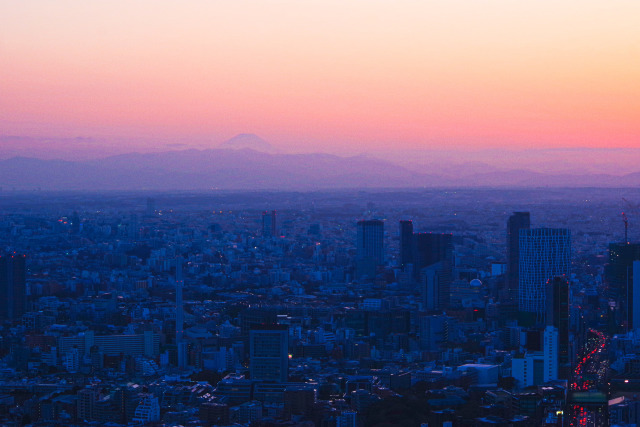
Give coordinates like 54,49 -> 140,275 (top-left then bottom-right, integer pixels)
519,228 -> 571,326
421,262 -> 443,311
633,261 -> 640,332
507,212 -> 531,302
414,233 -> 453,308
607,242 -> 640,332
399,220 -> 414,270
262,210 -> 277,237
356,220 -> 384,264
546,276 -> 570,379
175,257 -> 186,369
249,325 -> 289,382
543,326 -> 559,382
0,254 -> 26,320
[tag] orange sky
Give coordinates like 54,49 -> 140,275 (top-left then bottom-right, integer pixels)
1,1 -> 639,155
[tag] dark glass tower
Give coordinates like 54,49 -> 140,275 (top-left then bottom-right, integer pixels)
413,233 -> 453,273
0,254 -> 26,320
414,233 -> 453,308
547,276 -> 570,379
250,324 -> 289,382
262,210 -> 277,237
356,220 -> 384,265
399,220 -> 414,270
607,242 -> 640,332
507,212 -> 530,302
519,228 -> 571,327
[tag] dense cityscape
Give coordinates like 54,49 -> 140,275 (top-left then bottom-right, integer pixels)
3,0 -> 638,426
0,188 -> 638,426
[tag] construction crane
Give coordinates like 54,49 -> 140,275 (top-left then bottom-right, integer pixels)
623,212 -> 629,244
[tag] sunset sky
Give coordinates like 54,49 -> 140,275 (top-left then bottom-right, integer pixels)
1,1 -> 639,157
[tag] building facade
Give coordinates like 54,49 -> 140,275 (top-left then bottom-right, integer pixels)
0,254 -> 26,320
608,243 -> 640,332
399,220 -> 414,270
547,276 -> 570,379
250,325 -> 289,383
507,212 -> 530,302
262,210 -> 277,237
356,220 -> 384,265
518,228 -> 571,326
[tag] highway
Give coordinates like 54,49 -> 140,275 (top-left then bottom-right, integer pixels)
569,329 -> 608,427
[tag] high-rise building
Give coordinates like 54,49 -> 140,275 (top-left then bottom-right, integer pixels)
262,210 -> 277,237
419,314 -> 453,351
633,260 -> 640,332
77,386 -> 100,422
413,233 -> 453,274
414,233 -> 453,308
175,257 -> 186,369
519,228 -> 571,326
0,253 -> 26,320
543,326 -> 559,382
607,243 -> 640,332
249,324 -> 289,382
514,326 -> 559,387
421,263 -> 442,311
399,220 -> 414,270
356,219 -> 384,278
546,276 -> 570,379
356,220 -> 384,265
507,212 -> 530,302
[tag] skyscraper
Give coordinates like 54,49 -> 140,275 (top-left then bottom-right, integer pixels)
399,220 -> 414,270
355,220 -> 384,279
421,262 -> 443,311
175,257 -> 186,369
0,253 -> 26,320
633,260 -> 640,332
507,212 -> 530,302
607,242 -> 640,332
414,233 -> 453,308
413,233 -> 452,273
543,326 -> 559,382
356,220 -> 384,265
249,324 -> 289,382
546,276 -> 570,379
519,228 -> 571,326
262,210 -> 277,237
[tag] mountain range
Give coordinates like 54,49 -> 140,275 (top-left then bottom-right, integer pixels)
1,144 -> 640,191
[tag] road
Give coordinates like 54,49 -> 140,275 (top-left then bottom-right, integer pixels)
568,329 -> 608,427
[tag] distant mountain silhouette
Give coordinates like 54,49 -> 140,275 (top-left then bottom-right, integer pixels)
0,149 -> 444,190
0,149 -> 637,191
218,134 -> 279,153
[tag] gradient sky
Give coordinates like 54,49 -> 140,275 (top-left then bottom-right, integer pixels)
1,1 -> 639,156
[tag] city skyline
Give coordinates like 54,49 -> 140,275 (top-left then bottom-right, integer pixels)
0,187 -> 631,425
1,0 -> 638,416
